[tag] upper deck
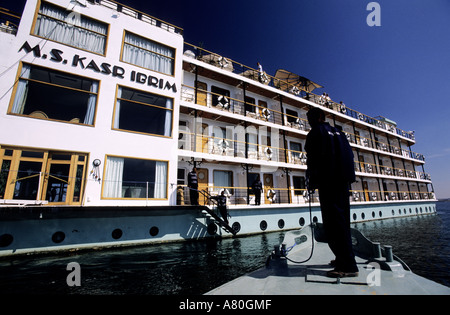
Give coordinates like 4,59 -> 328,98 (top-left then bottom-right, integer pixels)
181,43 -> 425,164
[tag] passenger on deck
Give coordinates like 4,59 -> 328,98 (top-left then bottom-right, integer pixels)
188,167 -> 199,206
210,190 -> 229,225
252,175 -> 263,205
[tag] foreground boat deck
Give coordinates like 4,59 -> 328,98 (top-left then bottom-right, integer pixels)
206,226 -> 450,295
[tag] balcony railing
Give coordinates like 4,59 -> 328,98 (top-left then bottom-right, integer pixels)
345,132 -> 425,161
184,42 -> 415,141
178,130 -> 307,166
181,84 -> 309,130
354,161 -> 431,180
175,185 -> 435,207
180,84 -> 425,162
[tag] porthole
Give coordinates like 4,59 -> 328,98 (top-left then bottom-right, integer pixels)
0,234 -> 13,247
52,231 -> 65,243
404,209 -> 407,214
207,223 -> 217,235
232,222 -> 241,233
112,228 -> 123,240
392,210 -> 395,216
379,211 -> 383,218
313,216 -> 318,223
299,217 -> 305,226
409,208 -> 412,214
278,219 -> 285,229
372,211 -> 375,218
352,213 -> 357,221
260,220 -> 268,231
149,226 -> 159,237
420,207 -> 423,213
361,213 -> 365,220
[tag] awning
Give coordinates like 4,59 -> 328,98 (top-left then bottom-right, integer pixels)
274,69 -> 323,93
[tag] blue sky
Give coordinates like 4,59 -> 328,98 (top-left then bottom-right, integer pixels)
6,0 -> 450,198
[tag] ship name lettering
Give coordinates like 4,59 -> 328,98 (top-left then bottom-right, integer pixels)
130,70 -> 177,93
72,54 -> 125,78
18,41 -> 177,93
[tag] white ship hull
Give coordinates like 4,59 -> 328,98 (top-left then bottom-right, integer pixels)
0,200 -> 436,257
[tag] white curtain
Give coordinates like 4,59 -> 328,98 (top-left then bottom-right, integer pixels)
34,3 -> 107,54
214,171 -> 231,192
123,32 -> 174,75
83,81 -> 98,125
154,162 -> 167,198
248,133 -> 258,152
103,157 -> 124,198
11,64 -> 31,114
113,87 -> 122,129
164,98 -> 172,137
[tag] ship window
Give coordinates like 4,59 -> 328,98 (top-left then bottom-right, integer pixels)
9,64 -> 98,125
33,2 -> 108,55
103,156 -> 168,199
213,170 -> 233,194
113,86 -> 173,137
245,97 -> 256,113
122,31 -> 175,75
0,147 -> 87,204
292,176 -> 306,195
290,142 -> 303,160
286,109 -> 298,124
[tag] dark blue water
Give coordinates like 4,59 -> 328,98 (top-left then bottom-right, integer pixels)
0,201 -> 449,294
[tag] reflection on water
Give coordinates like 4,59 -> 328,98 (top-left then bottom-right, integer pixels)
0,202 -> 449,294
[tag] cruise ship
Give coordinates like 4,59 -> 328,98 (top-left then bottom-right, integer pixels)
0,0 -> 436,256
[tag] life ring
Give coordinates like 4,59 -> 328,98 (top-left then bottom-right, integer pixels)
303,190 -> 309,201
300,153 -> 307,164
403,192 -> 409,200
340,105 -> 347,114
414,192 -> 419,200
267,189 -> 276,202
261,108 -> 271,120
389,192 -> 396,200
371,192 -> 377,201
358,113 -> 364,121
218,139 -> 230,154
353,192 -> 360,201
258,72 -> 269,84
218,56 -> 230,68
290,86 -> 300,95
362,138 -> 368,147
264,147 -> 273,159
217,95 -> 229,109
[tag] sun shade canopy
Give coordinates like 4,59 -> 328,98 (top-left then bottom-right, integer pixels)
274,69 -> 323,93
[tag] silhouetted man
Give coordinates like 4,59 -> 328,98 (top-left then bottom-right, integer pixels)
305,107 -> 358,278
